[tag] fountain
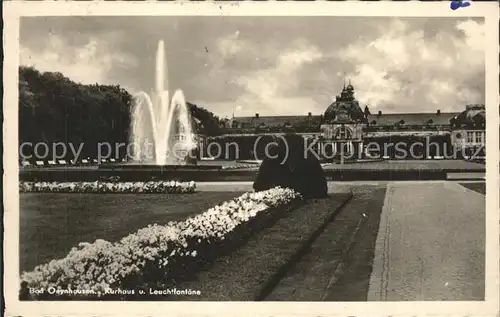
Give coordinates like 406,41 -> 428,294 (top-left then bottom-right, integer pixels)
92,39 -> 222,179
130,40 -> 197,165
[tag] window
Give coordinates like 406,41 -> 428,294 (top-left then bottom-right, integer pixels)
466,132 -> 474,143
333,126 -> 352,140
475,132 -> 483,144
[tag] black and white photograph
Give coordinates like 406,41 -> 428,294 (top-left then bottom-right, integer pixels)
3,1 -> 499,316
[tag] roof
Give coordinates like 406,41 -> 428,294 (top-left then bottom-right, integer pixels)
364,130 -> 451,138
324,99 -> 365,123
366,112 -> 460,126
450,104 -> 485,127
231,115 -> 322,128
230,111 -> 463,128
323,83 -> 365,123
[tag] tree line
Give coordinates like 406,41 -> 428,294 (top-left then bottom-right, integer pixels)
19,66 -> 223,162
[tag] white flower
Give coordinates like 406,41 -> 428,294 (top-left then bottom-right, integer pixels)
19,180 -> 196,194
20,186 -> 301,294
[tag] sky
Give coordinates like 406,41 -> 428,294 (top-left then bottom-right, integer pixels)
20,16 -> 485,118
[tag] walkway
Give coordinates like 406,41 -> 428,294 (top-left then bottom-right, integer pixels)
367,182 -> 485,301
196,180 -> 486,301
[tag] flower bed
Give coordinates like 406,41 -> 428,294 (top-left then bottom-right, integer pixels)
19,181 -> 196,194
222,164 -> 260,170
20,187 -> 302,300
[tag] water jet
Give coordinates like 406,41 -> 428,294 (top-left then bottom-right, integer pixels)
130,40 -> 198,165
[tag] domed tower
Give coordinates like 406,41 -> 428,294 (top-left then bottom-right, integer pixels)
320,79 -> 367,161
323,80 -> 365,123
345,80 -> 355,101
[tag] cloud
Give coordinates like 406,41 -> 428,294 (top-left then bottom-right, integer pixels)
19,17 -> 485,117
456,19 -> 485,49
217,30 -> 243,58
229,40 -> 324,116
197,34 -> 326,116
337,18 -> 485,113
191,96 -> 319,118
20,33 -> 137,87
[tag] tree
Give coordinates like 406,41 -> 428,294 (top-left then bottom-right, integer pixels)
186,102 -> 222,136
19,66 -> 133,160
19,66 -> 222,161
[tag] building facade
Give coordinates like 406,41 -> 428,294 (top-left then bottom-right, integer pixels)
215,83 -> 485,160
450,104 -> 486,158
320,82 -> 366,158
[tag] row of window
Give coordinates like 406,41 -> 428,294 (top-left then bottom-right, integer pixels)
466,131 -> 485,144
321,126 -> 356,140
174,134 -> 197,141
230,122 -> 316,129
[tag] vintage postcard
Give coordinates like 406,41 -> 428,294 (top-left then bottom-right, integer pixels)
3,1 -> 499,316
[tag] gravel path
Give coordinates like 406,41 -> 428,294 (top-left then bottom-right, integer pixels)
368,182 -> 485,300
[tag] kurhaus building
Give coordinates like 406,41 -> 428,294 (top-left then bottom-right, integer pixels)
209,83 -> 485,160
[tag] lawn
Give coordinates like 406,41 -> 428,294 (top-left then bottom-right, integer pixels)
173,192 -> 353,301
20,192 -> 243,273
323,160 -> 485,172
459,182 -> 486,195
267,185 -> 387,301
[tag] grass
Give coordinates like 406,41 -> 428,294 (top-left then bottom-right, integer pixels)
20,192 -> 243,273
459,182 -> 486,195
170,193 -> 352,301
323,160 -> 485,172
266,185 -> 387,301
20,185 -> 390,301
